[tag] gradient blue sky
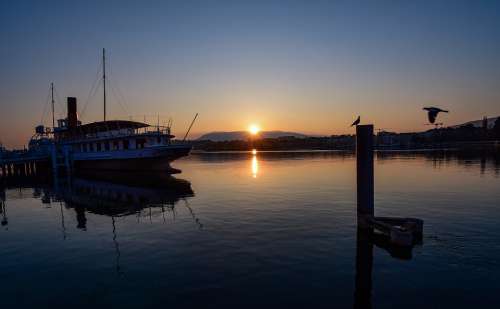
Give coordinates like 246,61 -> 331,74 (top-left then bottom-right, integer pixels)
1,0 -> 500,147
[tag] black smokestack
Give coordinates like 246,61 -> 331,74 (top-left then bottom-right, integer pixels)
67,97 -> 78,129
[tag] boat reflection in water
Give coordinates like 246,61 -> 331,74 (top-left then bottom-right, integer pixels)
1,171 -> 196,230
0,186 -> 6,229
52,171 -> 195,221
2,171 -> 196,275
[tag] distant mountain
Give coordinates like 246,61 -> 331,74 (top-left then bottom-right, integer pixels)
197,130 -> 309,141
451,116 -> 499,129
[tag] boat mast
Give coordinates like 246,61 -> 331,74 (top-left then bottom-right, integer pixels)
51,82 -> 55,130
103,48 -> 106,122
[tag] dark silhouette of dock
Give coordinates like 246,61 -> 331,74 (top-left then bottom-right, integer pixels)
0,150 -> 51,178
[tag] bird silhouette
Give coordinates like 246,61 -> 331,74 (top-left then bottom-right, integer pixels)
351,116 -> 360,127
423,107 -> 448,124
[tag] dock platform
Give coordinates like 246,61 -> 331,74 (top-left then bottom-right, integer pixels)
0,150 -> 51,178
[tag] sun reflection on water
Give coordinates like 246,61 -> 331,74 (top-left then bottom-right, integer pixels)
251,149 -> 259,178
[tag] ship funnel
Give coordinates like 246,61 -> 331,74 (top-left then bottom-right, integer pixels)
67,97 -> 78,129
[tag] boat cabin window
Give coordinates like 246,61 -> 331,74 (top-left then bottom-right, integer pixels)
123,140 -> 129,150
96,143 -> 102,152
136,138 -> 146,149
105,142 -> 110,151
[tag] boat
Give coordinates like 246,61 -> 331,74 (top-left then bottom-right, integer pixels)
55,113 -> 191,173
1,49 -> 195,176
51,49 -> 193,173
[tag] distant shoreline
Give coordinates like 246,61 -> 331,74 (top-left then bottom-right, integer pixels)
190,142 -> 499,154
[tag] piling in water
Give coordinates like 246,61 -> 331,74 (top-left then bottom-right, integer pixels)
356,124 -> 374,228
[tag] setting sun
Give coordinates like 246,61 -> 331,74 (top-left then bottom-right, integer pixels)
248,124 -> 260,135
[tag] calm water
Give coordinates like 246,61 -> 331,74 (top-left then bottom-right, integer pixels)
1,150 -> 500,308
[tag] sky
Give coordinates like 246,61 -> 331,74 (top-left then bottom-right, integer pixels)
1,0 -> 500,147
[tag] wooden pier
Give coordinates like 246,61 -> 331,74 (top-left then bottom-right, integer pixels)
0,153 -> 49,178
0,145 -> 69,178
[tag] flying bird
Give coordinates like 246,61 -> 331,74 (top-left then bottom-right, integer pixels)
351,116 -> 360,127
423,107 -> 448,124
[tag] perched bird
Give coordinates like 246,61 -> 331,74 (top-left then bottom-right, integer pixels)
351,115 -> 360,127
423,107 -> 448,124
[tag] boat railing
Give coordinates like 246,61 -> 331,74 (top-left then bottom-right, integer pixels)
61,126 -> 172,143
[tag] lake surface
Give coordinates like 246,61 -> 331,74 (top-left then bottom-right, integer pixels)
1,150 -> 499,308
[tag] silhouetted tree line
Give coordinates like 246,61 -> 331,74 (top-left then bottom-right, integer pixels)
191,118 -> 500,151
192,135 -> 355,151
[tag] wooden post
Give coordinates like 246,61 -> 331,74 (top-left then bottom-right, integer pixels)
356,124 -> 374,228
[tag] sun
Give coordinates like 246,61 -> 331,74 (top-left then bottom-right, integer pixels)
248,124 -> 260,135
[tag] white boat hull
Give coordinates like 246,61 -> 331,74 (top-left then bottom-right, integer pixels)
71,145 -> 191,173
